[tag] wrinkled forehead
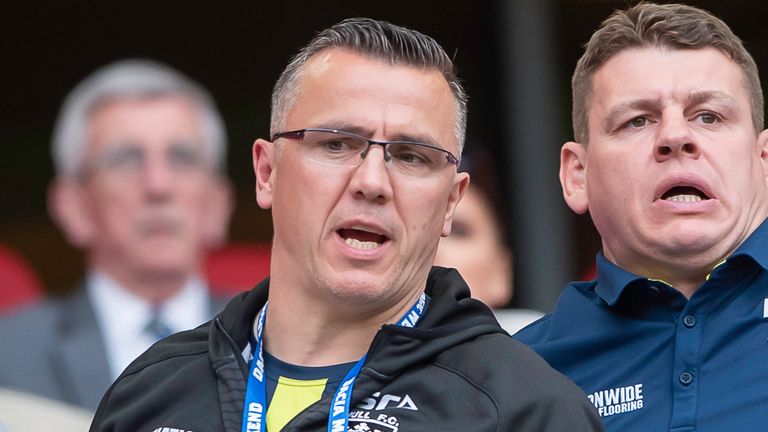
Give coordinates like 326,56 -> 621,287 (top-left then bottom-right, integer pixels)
289,50 -> 458,151
590,47 -> 749,112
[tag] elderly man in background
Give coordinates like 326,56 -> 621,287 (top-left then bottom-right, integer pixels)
0,59 -> 233,411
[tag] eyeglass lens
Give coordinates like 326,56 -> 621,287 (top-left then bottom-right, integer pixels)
299,130 -> 451,177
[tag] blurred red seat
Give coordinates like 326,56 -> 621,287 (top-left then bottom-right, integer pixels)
0,245 -> 43,312
205,243 -> 271,295
581,262 -> 597,281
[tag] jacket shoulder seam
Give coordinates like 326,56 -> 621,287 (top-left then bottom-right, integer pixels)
120,346 -> 209,379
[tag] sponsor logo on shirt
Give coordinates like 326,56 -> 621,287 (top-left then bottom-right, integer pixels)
357,392 -> 418,412
347,392 -> 419,432
587,383 -> 644,417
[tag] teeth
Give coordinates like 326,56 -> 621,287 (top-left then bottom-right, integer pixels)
345,238 -> 380,250
665,194 -> 702,203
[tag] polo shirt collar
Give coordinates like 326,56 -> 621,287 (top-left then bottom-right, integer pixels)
594,252 -> 647,306
730,217 -> 768,271
593,217 -> 768,306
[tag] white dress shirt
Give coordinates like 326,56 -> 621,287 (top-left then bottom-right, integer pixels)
494,308 -> 545,334
86,271 -> 210,379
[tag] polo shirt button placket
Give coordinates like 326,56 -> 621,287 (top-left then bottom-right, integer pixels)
679,371 -> 693,386
683,315 -> 696,328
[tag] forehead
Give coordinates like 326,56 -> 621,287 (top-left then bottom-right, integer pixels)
86,95 -> 204,150
286,49 -> 458,150
590,47 -> 749,116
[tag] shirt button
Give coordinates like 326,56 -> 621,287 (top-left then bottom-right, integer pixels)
679,372 -> 693,385
683,315 -> 696,328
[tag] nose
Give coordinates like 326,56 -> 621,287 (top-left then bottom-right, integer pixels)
360,142 -> 391,163
142,155 -> 174,200
348,144 -> 394,204
654,113 -> 701,161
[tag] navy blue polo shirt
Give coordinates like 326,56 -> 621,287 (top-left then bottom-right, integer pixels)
515,219 -> 768,432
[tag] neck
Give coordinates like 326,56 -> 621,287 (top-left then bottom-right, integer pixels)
657,276 -> 705,299
262,283 -> 423,367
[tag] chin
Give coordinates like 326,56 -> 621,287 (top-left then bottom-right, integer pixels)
653,231 -> 721,258
134,255 -> 194,278
318,269 -> 392,305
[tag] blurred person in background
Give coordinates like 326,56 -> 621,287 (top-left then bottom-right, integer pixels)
0,59 -> 233,411
434,143 -> 542,332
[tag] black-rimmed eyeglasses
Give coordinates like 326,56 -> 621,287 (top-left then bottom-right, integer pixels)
271,128 -> 460,178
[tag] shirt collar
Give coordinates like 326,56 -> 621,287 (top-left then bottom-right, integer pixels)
86,270 -> 210,377
594,252 -> 648,306
730,217 -> 768,271
594,217 -> 768,306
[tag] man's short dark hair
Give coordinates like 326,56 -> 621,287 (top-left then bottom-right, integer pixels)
572,2 -> 763,144
270,17 -> 468,154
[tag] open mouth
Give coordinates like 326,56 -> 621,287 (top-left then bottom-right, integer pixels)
661,186 -> 710,203
338,228 -> 388,250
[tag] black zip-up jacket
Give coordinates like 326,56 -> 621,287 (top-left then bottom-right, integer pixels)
91,267 -> 603,431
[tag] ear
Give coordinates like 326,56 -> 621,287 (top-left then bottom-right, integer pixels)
201,176 -> 234,247
759,129 -> 768,183
47,178 -> 96,248
253,138 -> 276,210
441,172 -> 470,237
560,141 -> 589,215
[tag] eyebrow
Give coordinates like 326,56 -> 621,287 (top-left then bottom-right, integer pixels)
602,99 -> 659,132
313,122 -> 441,148
688,90 -> 740,112
602,90 -> 741,131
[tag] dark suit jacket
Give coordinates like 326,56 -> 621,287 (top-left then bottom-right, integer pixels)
0,287 -> 230,411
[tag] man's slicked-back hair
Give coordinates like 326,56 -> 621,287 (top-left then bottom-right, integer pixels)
52,59 -> 227,178
571,2 -> 764,144
270,17 -> 468,154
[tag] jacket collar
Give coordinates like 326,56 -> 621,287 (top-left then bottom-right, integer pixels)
211,267 -> 503,373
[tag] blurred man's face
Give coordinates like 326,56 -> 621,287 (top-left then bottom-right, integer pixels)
254,49 -> 468,312
560,47 -> 768,287
71,96 -> 229,285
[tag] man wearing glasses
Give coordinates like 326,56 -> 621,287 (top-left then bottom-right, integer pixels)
91,18 -> 602,431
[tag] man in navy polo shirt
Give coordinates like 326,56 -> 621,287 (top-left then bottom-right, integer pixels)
515,2 -> 768,432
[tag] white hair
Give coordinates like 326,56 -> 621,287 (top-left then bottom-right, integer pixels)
52,59 -> 227,178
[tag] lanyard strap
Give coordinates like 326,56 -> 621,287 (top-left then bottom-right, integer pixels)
242,292 -> 429,432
